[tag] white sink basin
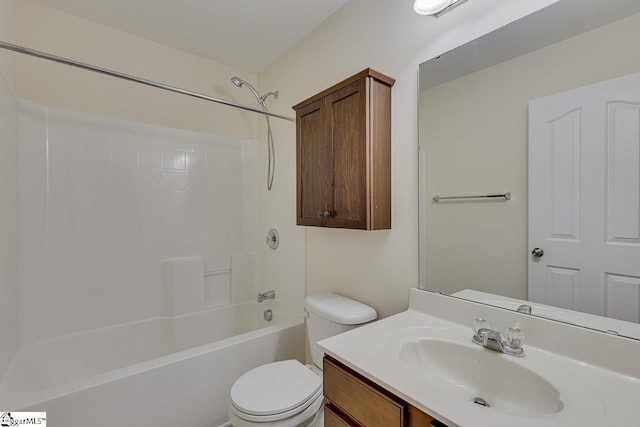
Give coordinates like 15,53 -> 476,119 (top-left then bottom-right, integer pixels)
400,338 -> 564,417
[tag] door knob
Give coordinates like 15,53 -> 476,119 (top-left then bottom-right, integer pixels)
531,248 -> 544,258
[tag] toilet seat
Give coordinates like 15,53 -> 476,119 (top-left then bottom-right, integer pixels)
230,360 -> 322,423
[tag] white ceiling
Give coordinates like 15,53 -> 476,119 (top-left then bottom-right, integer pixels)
33,0 -> 349,74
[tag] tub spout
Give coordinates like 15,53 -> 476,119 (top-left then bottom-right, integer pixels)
257,290 -> 275,303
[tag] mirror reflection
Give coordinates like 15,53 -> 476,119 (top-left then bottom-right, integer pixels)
418,0 -> 640,339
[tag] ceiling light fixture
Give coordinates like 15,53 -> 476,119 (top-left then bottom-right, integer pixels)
414,0 -> 468,17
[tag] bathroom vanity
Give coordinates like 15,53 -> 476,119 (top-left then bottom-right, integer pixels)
318,289 -> 640,427
323,356 -> 438,427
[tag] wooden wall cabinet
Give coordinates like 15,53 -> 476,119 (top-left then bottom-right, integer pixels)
323,356 -> 448,427
293,69 -> 395,230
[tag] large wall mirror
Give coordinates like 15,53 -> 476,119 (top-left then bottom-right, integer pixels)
418,0 -> 640,340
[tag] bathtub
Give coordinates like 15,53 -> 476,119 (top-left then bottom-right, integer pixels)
0,302 -> 304,427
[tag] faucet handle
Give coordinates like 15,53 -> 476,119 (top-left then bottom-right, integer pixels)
505,324 -> 525,350
473,318 -> 491,335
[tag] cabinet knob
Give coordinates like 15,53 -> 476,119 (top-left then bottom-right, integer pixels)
317,210 -> 333,218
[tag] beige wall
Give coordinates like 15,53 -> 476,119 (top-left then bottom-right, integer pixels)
259,0 -> 559,319
420,13 -> 640,298
15,0 -> 258,138
0,0 -> 19,378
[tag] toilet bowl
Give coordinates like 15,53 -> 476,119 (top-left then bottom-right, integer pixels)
228,293 -> 376,427
229,360 -> 323,427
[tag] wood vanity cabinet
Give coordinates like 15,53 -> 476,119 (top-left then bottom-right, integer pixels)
293,68 -> 395,230
323,355 -> 447,427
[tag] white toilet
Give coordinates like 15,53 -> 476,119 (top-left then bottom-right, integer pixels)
228,293 -> 377,427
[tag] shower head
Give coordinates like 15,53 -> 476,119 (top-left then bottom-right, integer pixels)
230,76 -> 279,106
230,76 -> 261,104
230,76 -> 244,88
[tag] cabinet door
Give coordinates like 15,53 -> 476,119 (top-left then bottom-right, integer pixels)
327,79 -> 368,229
297,97 -> 333,226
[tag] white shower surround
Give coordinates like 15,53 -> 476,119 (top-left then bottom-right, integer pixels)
0,100 -> 304,425
0,0 -> 19,387
16,100 -> 262,344
0,96 -> 19,380
1,302 -> 304,426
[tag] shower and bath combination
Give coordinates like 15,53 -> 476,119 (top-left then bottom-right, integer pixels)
231,76 -> 279,191
0,40 -> 300,425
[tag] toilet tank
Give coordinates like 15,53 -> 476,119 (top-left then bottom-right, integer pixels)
304,293 -> 377,369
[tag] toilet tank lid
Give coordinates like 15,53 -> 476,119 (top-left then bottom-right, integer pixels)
304,293 -> 377,325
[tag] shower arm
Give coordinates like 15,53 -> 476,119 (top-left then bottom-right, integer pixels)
0,40 -> 294,122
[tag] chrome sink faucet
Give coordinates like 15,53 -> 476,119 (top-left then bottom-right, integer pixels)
257,290 -> 275,303
472,318 -> 525,357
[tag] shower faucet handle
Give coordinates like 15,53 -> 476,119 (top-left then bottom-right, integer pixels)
317,210 -> 333,218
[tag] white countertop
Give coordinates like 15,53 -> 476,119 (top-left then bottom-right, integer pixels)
318,289 -> 640,427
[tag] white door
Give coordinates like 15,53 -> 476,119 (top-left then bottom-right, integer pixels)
529,72 -> 640,323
